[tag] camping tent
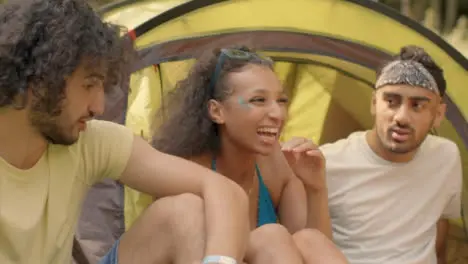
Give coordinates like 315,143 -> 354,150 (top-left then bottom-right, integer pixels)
74,0 -> 468,263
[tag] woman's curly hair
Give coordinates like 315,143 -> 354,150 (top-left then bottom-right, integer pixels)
151,46 -> 274,158
0,0 -> 134,114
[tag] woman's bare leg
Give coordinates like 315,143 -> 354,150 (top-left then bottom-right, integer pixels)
293,229 -> 348,264
245,224 -> 304,264
117,193 -> 205,264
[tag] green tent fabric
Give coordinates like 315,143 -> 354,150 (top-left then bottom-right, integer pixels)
74,0 -> 468,263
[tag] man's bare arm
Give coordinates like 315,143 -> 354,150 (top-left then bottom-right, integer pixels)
119,136 -> 250,262
436,218 -> 449,264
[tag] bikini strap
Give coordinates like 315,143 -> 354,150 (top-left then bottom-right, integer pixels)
211,157 -> 217,171
255,164 -> 264,183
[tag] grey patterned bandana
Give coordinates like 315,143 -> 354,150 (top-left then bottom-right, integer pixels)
375,60 -> 439,95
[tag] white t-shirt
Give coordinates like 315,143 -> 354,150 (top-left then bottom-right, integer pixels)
321,131 -> 462,264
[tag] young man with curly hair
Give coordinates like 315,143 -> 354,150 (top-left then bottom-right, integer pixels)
0,1 -> 250,264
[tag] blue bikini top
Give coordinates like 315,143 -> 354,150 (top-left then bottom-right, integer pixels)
211,158 -> 278,227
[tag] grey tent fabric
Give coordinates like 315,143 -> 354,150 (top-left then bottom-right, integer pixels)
73,179 -> 125,264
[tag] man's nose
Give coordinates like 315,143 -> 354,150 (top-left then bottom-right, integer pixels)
393,105 -> 411,126
89,88 -> 105,117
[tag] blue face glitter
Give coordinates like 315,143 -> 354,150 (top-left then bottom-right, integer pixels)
237,97 -> 251,109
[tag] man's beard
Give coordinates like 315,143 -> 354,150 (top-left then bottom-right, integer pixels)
377,123 -> 432,154
28,97 -> 77,146
33,117 -> 77,145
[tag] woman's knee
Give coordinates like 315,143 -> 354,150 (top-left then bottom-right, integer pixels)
250,223 -> 294,247
151,193 -> 204,220
293,229 -> 331,248
293,229 -> 348,263
144,193 -> 204,231
247,224 -> 303,263
119,194 -> 206,263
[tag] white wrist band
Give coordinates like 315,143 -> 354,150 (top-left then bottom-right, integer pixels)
202,255 -> 238,264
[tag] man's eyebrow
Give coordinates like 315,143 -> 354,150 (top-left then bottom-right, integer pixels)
85,73 -> 105,80
382,92 -> 431,102
409,96 -> 431,102
382,92 -> 401,98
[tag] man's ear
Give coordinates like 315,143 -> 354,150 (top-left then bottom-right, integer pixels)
370,91 -> 377,116
432,101 -> 447,129
208,99 -> 225,124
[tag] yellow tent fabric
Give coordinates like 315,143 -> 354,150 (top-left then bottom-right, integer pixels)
100,0 -> 468,256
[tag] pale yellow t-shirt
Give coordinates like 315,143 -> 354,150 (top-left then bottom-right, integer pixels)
0,120 -> 134,264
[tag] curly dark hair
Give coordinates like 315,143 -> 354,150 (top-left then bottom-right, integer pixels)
377,45 -> 447,97
151,46 -> 274,158
0,0 -> 134,114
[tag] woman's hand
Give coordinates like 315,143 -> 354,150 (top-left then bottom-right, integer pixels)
281,137 -> 326,191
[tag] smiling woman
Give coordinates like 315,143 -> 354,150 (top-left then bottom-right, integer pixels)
151,46 -> 348,264
152,46 -> 280,158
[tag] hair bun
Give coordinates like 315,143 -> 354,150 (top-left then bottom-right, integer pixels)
397,45 -> 433,67
389,45 -> 446,96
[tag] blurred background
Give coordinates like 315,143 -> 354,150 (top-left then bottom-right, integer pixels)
93,0 -> 468,56
2,0 -> 464,54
